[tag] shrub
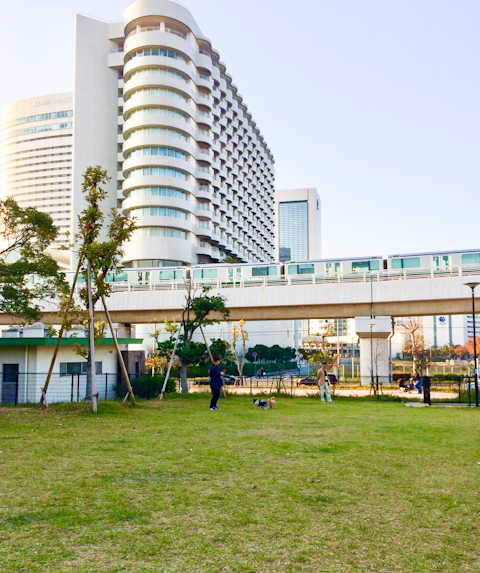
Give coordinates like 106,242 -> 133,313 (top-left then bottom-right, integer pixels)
115,375 -> 176,399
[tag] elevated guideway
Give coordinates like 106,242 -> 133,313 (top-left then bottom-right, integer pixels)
22,265 -> 480,325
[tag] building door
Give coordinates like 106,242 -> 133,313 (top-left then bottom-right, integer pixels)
432,255 -> 450,272
325,262 -> 341,277
227,267 -> 242,285
2,364 -> 19,405
136,271 -> 150,285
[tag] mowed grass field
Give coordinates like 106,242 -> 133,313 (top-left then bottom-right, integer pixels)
0,395 -> 479,573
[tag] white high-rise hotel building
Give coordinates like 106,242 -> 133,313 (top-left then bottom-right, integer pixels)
1,0 -> 276,269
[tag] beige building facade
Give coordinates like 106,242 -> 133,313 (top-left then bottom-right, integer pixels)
1,92 -> 73,260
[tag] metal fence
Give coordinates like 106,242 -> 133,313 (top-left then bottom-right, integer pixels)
0,372 -> 119,405
2,371 -> 477,406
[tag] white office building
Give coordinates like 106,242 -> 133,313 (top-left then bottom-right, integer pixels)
1,93 -> 74,264
72,0 -> 275,270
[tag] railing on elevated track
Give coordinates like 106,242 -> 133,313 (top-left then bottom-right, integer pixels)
72,265 -> 480,293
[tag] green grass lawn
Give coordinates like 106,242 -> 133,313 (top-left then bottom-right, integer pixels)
0,395 -> 479,572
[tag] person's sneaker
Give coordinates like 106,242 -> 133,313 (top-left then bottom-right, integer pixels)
214,407 -> 221,410
209,407 -> 215,410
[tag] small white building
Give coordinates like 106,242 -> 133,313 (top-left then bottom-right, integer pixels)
0,323 -> 143,404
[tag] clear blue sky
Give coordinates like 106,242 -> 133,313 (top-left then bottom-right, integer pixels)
1,0 -> 479,259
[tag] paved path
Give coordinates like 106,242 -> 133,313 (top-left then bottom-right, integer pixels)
189,385 -> 456,400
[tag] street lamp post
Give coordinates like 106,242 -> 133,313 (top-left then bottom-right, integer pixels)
465,282 -> 479,407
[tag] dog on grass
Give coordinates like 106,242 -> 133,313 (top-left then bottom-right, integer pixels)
253,399 -> 269,410
267,396 -> 276,409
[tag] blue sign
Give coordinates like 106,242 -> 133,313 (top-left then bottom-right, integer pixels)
439,316 -> 446,323
252,352 -> 257,357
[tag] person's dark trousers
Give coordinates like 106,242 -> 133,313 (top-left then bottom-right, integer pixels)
210,387 -> 221,409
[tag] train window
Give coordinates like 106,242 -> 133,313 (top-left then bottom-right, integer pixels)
159,270 -> 184,280
288,264 -> 314,275
325,262 -> 340,276
105,272 -> 128,282
390,257 -> 420,269
433,255 -> 450,271
352,260 -> 380,272
193,268 -> 217,279
462,253 -> 480,265
252,266 -> 277,276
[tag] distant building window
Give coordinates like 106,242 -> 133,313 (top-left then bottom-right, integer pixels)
60,362 -> 102,375
279,201 -> 308,262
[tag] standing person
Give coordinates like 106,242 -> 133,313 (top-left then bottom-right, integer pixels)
209,355 -> 223,411
316,362 -> 332,403
413,369 -> 422,394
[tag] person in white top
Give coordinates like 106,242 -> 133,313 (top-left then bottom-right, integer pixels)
316,362 -> 332,403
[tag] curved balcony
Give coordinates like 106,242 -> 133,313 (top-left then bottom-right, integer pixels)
196,77 -> 212,92
122,174 -> 196,195
123,58 -> 194,87
195,114 -> 213,129
196,244 -> 213,257
123,135 -> 196,159
194,168 -> 212,182
122,154 -> 195,178
194,226 -> 212,239
132,215 -> 194,234
122,195 -> 195,215
124,234 -> 195,266
123,115 -> 196,140
194,53 -> 213,72
124,31 -> 195,66
124,101 -> 195,126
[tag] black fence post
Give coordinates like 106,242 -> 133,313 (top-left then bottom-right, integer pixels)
147,372 -> 150,400
14,375 -> 18,406
71,374 -> 74,402
468,377 -> 472,406
423,376 -> 431,406
77,373 -> 80,402
290,375 -> 293,398
458,380 -> 461,404
105,373 -> 108,401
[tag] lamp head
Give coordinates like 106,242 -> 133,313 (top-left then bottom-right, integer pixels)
465,282 -> 480,291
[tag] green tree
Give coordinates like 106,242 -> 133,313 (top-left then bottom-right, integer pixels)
177,284 -> 230,392
69,167 -> 137,403
0,198 -> 67,322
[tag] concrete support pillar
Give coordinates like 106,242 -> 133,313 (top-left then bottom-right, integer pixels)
160,21 -> 166,32
355,317 -> 393,385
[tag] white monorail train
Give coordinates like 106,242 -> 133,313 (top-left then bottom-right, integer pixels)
68,248 -> 480,288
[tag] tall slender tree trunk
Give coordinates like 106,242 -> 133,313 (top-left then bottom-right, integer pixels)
180,362 -> 189,393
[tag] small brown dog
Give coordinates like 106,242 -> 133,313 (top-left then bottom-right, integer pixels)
267,396 -> 276,409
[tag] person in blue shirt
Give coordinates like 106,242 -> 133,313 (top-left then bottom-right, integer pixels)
209,355 -> 223,410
